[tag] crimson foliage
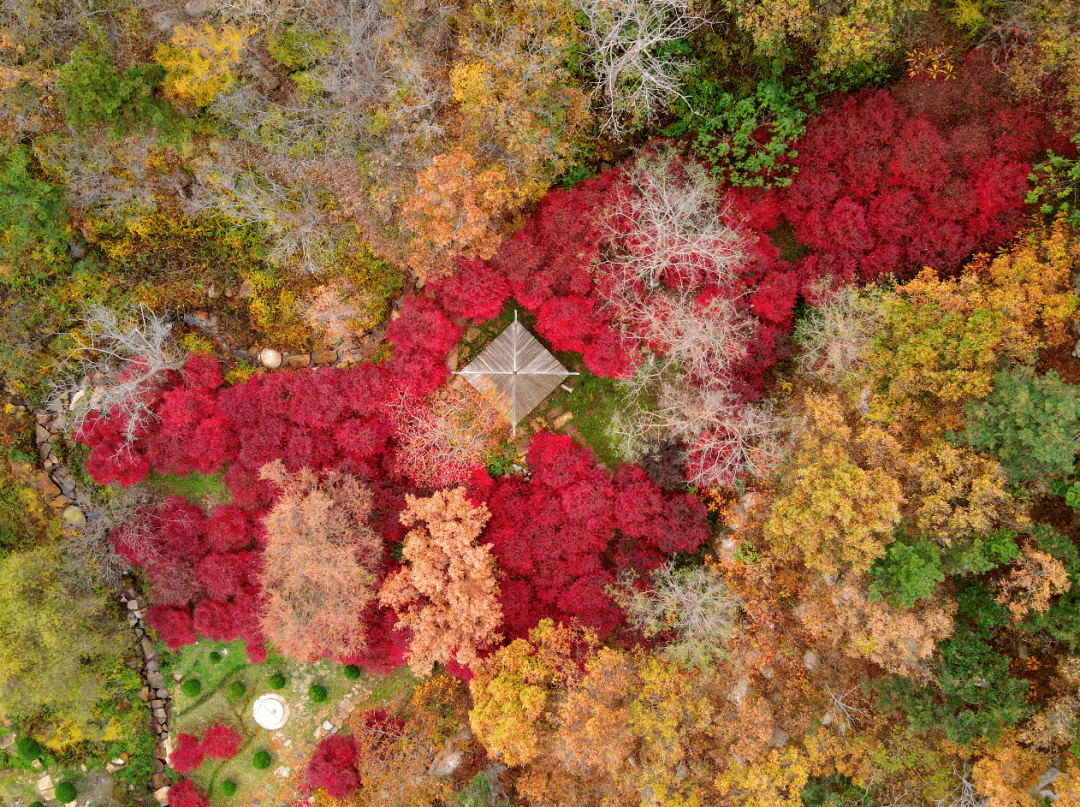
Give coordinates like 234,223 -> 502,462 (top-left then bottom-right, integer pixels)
201,723 -> 242,759
168,780 -> 210,807
169,733 -> 204,773
471,431 -> 709,639
303,735 -> 361,799
737,54 -> 1055,287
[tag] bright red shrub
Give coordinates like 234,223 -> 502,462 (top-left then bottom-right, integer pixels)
192,598 -> 237,643
476,431 -> 709,639
773,55 -> 1053,285
183,353 -> 224,390
304,735 -> 361,799
431,258 -> 510,322
169,733 -> 204,773
205,505 -> 253,554
168,779 -> 209,807
246,642 -> 267,664
145,605 -> 196,648
196,552 -> 253,600
201,724 -> 242,759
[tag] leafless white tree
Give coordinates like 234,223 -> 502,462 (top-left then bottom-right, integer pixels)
794,284 -> 883,384
575,0 -> 710,135
602,147 -> 747,290
611,561 -> 742,668
934,761 -> 985,807
51,305 -> 184,445
64,486 -> 156,594
38,133 -> 158,226
193,164 -> 338,274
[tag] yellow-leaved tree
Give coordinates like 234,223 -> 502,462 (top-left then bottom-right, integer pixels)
154,22 -> 251,107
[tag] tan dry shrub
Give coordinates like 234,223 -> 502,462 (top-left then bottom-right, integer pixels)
378,487 -> 502,675
257,460 -> 383,662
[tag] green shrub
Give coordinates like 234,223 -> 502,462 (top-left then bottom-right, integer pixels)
308,684 -> 328,703
269,672 -> 287,689
208,650 -> 222,664
957,367 -> 1080,483
27,801 -> 45,807
252,750 -> 272,770
226,681 -> 247,699
884,581 -> 1029,746
266,24 -> 335,71
58,45 -> 181,141
1027,134 -> 1080,228
218,780 -> 237,797
940,528 -> 1021,577
869,537 -> 944,609
55,782 -> 77,803
343,664 -> 361,680
0,145 -> 68,271
181,678 -> 202,697
15,737 -> 41,760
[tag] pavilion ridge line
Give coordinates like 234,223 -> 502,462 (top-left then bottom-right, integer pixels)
455,313 -> 578,434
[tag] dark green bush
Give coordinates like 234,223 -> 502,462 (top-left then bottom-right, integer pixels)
58,45 -> 181,141
1027,134 -> 1080,228
181,678 -> 202,697
0,145 -> 68,271
27,801 -> 45,807
218,780 -> 237,797
55,782 -> 77,803
269,672 -> 287,689
252,750 -> 272,770
343,664 -> 361,680
868,537 -> 944,609
957,367 -> 1080,484
308,684 -> 328,703
15,737 -> 41,760
208,651 -> 222,664
226,681 -> 247,699
883,581 -> 1029,746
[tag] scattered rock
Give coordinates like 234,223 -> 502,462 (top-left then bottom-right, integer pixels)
128,599 -> 140,611
768,728 -> 790,749
551,411 -> 574,430
446,345 -> 460,372
69,241 -> 87,259
465,327 -> 481,343
140,687 -> 150,702
183,0 -> 209,16
62,506 -> 85,526
237,280 -> 255,299
802,650 -> 821,671
322,721 -> 333,731
31,472 -> 60,498
206,282 -> 220,299
0,734 -> 13,750
150,9 -> 184,33
1032,766 -> 1064,800
725,676 -> 750,706
156,688 -> 170,699
274,765 -> 291,778
258,348 -> 283,369
313,350 -> 338,366
35,423 -> 50,443
36,775 -> 52,792
283,353 -> 311,369
154,785 -> 170,806
428,749 -> 463,777
50,493 -> 70,508
546,406 -> 565,420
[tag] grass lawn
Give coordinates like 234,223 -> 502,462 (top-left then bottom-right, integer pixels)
168,640 -> 419,806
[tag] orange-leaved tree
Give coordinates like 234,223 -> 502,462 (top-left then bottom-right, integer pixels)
257,460 -> 384,662
378,487 -> 503,676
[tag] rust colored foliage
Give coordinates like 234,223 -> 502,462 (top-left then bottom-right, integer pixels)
471,430 -> 710,638
379,487 -> 502,675
258,460 -> 385,663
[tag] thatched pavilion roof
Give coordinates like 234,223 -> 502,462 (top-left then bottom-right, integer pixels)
456,314 -> 575,432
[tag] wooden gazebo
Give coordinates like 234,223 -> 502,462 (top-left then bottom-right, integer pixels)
456,313 -> 576,433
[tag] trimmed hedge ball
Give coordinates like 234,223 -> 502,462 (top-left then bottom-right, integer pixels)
226,681 -> 247,699
252,750 -> 272,770
208,651 -> 222,664
308,684 -> 328,703
343,664 -> 361,680
15,737 -> 41,760
55,782 -> 77,803
181,679 -> 202,697
269,673 -> 286,689
27,802 -> 45,807
219,780 -> 237,797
